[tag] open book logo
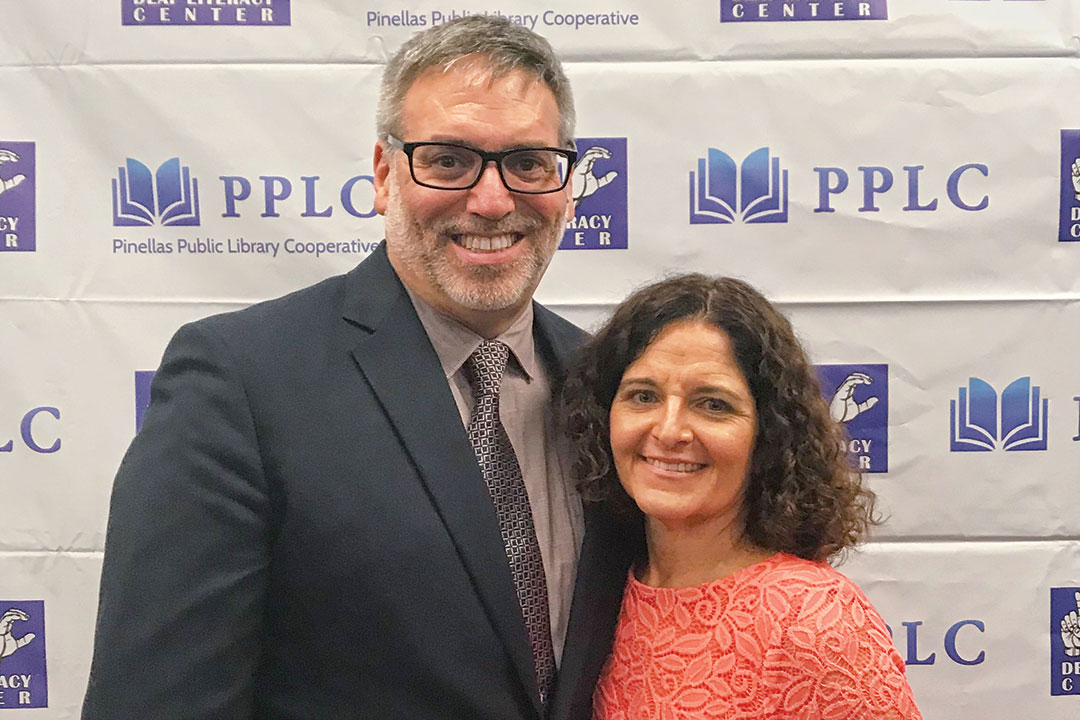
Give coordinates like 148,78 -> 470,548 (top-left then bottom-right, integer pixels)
950,376 -> 1048,452
689,147 -> 788,224
111,157 -> 200,227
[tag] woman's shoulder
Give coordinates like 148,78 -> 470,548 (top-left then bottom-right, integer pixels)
750,554 -> 870,598
730,557 -> 855,600
737,554 -> 889,638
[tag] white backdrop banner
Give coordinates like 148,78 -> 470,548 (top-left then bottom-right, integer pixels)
1,0 -> 1079,717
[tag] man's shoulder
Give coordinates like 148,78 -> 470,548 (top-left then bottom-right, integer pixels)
193,271 -> 350,344
532,300 -> 588,349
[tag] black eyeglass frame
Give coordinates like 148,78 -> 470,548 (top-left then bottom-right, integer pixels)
385,134 -> 578,194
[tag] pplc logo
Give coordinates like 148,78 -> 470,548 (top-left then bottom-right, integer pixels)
112,157 -> 200,227
0,603 -> 47,708
690,147 -> 788,224
950,376 -> 1048,452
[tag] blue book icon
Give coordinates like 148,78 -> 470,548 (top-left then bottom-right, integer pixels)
950,377 -> 1048,452
112,157 -> 200,227
689,147 -> 788,224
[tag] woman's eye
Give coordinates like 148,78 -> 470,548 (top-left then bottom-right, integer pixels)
701,398 -> 730,413
622,389 -> 656,404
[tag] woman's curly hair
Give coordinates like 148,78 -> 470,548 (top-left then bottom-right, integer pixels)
561,274 -> 879,562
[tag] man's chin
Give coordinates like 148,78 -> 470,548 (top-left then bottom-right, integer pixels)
438,282 -> 530,314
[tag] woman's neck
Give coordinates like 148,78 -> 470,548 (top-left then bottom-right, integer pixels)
641,515 -> 773,589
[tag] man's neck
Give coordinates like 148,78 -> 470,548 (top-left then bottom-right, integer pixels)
445,304 -> 526,340
400,280 -> 532,341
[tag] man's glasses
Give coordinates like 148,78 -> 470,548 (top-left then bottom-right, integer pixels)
385,135 -> 577,194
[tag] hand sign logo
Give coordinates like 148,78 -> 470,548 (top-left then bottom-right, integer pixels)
816,364 -> 889,473
0,141 -> 35,252
1052,587 -> 1080,695
561,137 -> 627,250
0,609 -> 35,664
0,150 -> 27,198
1061,592 -> 1080,658
1059,130 -> 1080,243
0,602 -> 47,708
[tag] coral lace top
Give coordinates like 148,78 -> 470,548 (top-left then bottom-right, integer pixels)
592,553 -> 921,720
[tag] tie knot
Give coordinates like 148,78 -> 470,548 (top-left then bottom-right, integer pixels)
466,340 -> 510,398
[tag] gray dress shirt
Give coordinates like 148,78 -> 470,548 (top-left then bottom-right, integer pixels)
405,288 -> 585,665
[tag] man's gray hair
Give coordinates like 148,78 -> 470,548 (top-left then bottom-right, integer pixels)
376,16 -> 575,147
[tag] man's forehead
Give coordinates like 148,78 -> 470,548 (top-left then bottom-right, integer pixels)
398,59 -> 560,145
408,56 -> 546,100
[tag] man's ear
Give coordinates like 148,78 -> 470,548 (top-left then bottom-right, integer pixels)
373,140 -> 391,216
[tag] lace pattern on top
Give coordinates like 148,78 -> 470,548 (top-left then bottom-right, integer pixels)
592,553 -> 922,720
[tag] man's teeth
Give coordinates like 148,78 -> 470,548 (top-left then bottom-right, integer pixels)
645,458 -> 705,473
458,234 -> 516,252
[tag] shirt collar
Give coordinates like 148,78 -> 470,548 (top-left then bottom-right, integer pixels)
404,285 -> 538,381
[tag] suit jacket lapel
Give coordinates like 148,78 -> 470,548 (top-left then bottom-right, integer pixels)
344,245 -> 543,716
532,302 -> 638,720
546,505 -> 636,720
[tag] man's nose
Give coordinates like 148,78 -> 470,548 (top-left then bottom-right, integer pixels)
652,401 -> 693,446
465,163 -> 516,219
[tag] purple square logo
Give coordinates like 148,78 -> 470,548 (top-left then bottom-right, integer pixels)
816,363 -> 888,473
0,602 -> 47,709
0,142 -> 36,253
122,0 -> 291,26
1059,130 -> 1080,242
561,137 -> 628,250
1052,587 -> 1080,695
721,0 -> 888,22
135,370 -> 155,433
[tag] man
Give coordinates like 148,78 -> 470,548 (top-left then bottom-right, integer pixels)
82,15 -> 634,720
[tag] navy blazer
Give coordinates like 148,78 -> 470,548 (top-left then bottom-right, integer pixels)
83,244 -> 633,720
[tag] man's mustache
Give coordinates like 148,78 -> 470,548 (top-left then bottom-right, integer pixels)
433,216 -> 547,238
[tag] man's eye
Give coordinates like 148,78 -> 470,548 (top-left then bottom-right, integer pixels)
415,147 -> 477,174
432,154 -> 462,168
505,152 -> 553,177
511,158 -> 539,172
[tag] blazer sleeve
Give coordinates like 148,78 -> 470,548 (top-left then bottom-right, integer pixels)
82,319 -> 272,720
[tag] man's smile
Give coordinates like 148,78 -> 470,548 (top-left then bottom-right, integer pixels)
453,233 -> 522,252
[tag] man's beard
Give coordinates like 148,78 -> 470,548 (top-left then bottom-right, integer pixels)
384,190 -> 566,313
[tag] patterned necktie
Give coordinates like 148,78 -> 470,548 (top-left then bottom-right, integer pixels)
465,340 -> 556,705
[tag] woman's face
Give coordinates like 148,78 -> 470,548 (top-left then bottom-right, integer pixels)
608,320 -> 758,533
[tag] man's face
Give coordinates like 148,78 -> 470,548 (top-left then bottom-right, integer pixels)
373,62 -> 572,328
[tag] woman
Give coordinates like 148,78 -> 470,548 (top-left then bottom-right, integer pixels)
562,274 -> 921,720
